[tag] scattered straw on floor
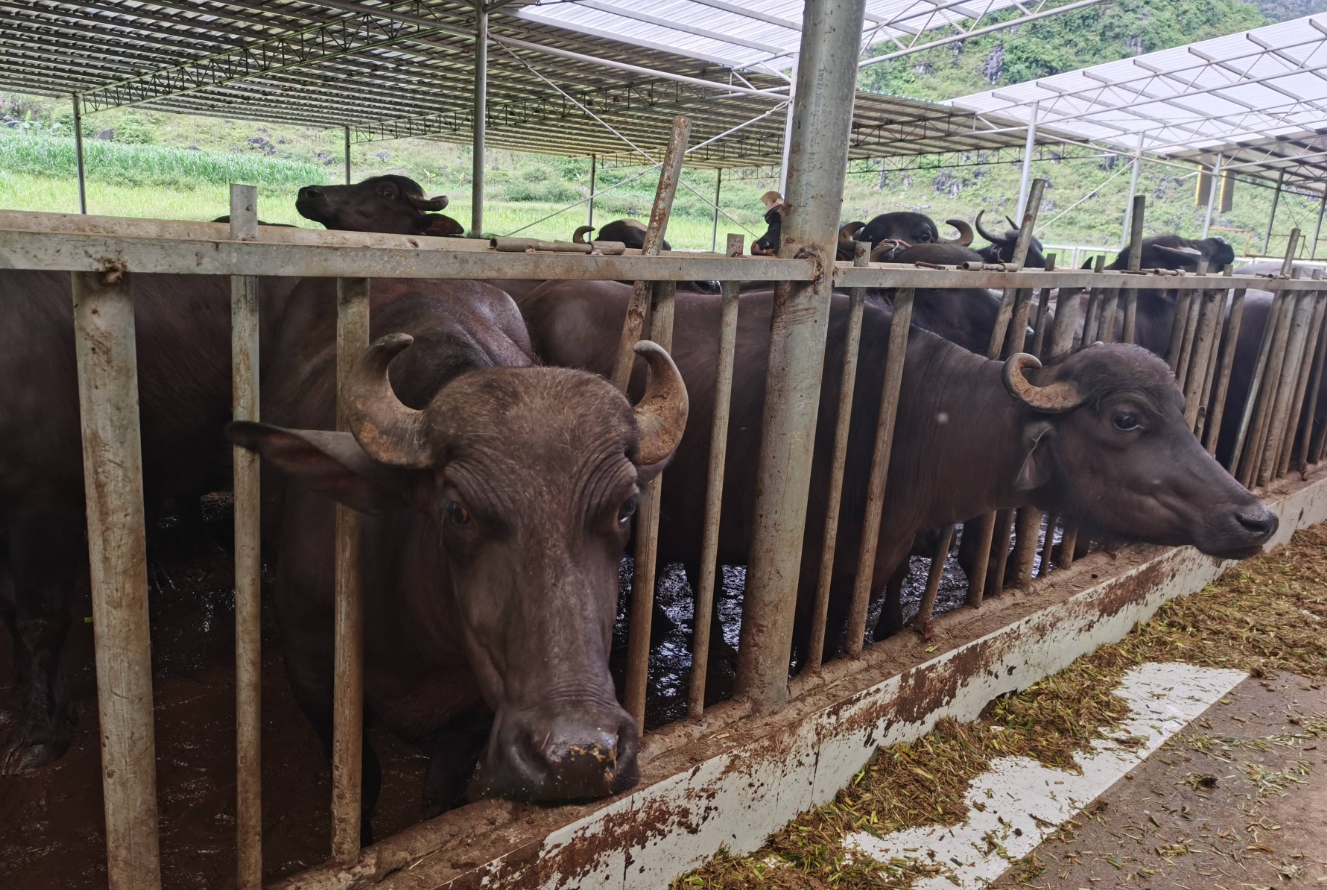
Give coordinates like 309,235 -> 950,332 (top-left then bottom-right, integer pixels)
672,525 -> 1327,890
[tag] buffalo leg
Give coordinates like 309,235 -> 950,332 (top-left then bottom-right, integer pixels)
871,562 -> 908,641
0,507 -> 81,774
422,709 -> 493,818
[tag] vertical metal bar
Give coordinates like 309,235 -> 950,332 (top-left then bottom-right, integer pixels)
1312,189 -> 1326,261
915,525 -> 953,630
1279,284 -> 1325,477
1121,195 -> 1146,344
1029,254 -> 1056,358
71,268 -> 162,890
1165,284 -> 1195,376
845,289 -> 913,655
778,53 -> 799,195
1264,170 -> 1284,257
1261,285 -> 1315,485
588,153 -> 596,229
1295,289 -> 1327,470
1039,511 -> 1058,576
710,168 -> 722,253
625,281 -> 676,729
1232,292 -> 1285,476
968,180 -> 1046,607
331,277 -> 369,864
229,186 -> 263,890
1202,155 -> 1221,240
611,116 -> 690,392
1043,274 -> 1088,571
987,285 -> 1035,598
1240,230 -> 1302,484
1016,102 -> 1038,221
1206,286 -> 1248,457
1195,270 -> 1233,443
1121,135 -> 1143,249
1183,281 -> 1221,432
807,243 -> 869,672
736,0 -> 864,708
1009,258 -> 1054,591
1080,287 -> 1101,347
688,235 -> 744,718
343,126 -> 351,186
471,5 -> 488,238
72,94 -> 88,215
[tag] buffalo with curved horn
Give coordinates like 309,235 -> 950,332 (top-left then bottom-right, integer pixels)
974,210 -> 1046,268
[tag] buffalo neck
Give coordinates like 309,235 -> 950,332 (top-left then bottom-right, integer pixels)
893,334 -> 1031,529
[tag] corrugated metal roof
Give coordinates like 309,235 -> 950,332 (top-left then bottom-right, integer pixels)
952,13 -> 1327,189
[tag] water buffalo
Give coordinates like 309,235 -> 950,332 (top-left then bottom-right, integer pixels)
0,270 -> 299,773
520,284 -> 1277,663
587,219 -> 671,252
857,212 -> 974,250
230,279 -> 687,835
1088,235 -> 1235,272
296,174 -> 466,237
974,210 -> 1047,269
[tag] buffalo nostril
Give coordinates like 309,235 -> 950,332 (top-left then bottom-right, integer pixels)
1235,507 -> 1277,538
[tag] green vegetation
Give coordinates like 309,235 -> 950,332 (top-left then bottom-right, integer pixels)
2,0 -> 1325,252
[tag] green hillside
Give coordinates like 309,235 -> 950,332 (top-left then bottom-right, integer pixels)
1,0 -> 1324,255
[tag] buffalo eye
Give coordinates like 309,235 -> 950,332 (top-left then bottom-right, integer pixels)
445,499 -> 471,525
378,186 -> 394,199
617,496 -> 639,527
1112,412 -> 1140,431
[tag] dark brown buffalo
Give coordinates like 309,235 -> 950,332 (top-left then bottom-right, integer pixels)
974,210 -> 1047,269
296,174 -> 466,237
230,279 -> 687,837
856,212 -> 973,251
1087,235 -> 1235,272
0,271 -> 298,773
520,283 -> 1277,662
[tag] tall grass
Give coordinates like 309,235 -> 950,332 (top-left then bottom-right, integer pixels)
0,130 -> 328,189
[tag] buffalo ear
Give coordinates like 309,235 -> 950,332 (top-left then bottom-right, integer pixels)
226,422 -> 424,514
415,214 -> 466,237
1015,420 -> 1057,492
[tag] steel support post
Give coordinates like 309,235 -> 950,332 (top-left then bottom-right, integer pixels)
736,0 -> 865,710
1313,189 -> 1327,261
72,94 -> 88,215
1016,102 -> 1038,221
72,268 -> 162,890
588,153 -> 596,229
689,234 -> 744,717
343,126 -> 351,186
331,277 -> 370,864
1202,155 -> 1222,240
1264,170 -> 1284,257
778,55 -> 799,196
472,6 -> 488,238
711,168 -> 723,252
1121,136 -> 1143,249
229,186 -> 263,890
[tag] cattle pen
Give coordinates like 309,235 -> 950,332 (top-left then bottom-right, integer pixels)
5,2 -> 1327,890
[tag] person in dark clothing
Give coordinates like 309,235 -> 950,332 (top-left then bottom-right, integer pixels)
752,190 -> 783,256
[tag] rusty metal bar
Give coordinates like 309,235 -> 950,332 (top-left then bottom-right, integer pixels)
986,285 -> 1036,598
807,242 -> 870,672
72,94 -> 88,214
688,236 -> 744,717
1166,285 -> 1198,379
1009,264 -> 1057,591
229,185 -> 263,890
610,117 -> 690,392
331,277 -> 370,865
1194,269 -> 1232,441
626,281 -> 677,729
1261,285 -> 1315,486
966,180 -> 1046,607
1121,195 -> 1146,345
1246,290 -> 1297,488
1047,279 -> 1086,571
846,288 -> 914,654
1029,254 -> 1056,358
915,525 -> 953,630
735,0 -> 865,709
1185,283 -> 1222,434
71,268 -> 163,890
1174,261 -> 1210,397
1279,285 -> 1326,477
1295,289 -> 1327,471
1232,291 -> 1286,478
1205,286 -> 1248,458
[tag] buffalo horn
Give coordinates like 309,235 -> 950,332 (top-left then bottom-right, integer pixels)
974,209 -> 1004,245
1005,215 -> 1019,231
406,193 -> 449,211
632,341 -> 689,467
1002,353 -> 1085,413
941,219 -> 974,246
346,333 -> 431,469
839,221 -> 866,241
573,225 -> 595,244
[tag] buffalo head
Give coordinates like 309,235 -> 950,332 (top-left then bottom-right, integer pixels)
296,175 -> 466,237
974,210 -> 1046,268
1097,236 -> 1235,272
1001,344 -> 1276,559
859,212 -> 972,251
593,219 -> 671,252
228,338 -> 689,803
